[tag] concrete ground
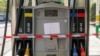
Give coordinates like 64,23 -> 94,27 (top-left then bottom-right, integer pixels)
0,22 -> 11,55
89,25 -> 100,56
0,22 -> 100,56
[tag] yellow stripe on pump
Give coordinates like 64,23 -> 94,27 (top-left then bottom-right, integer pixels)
24,13 -> 32,17
96,15 -> 100,21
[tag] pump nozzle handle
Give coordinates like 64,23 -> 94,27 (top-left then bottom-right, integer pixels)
24,43 -> 30,56
72,43 -> 78,56
80,43 -> 86,56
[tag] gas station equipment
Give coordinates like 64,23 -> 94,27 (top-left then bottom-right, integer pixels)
1,0 -> 90,56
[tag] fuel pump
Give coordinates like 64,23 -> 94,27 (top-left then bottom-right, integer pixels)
0,0 -> 89,56
69,0 -> 89,56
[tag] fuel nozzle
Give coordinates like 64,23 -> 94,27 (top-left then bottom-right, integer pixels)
80,43 -> 86,56
24,43 -> 30,56
16,43 -> 21,56
72,43 -> 78,56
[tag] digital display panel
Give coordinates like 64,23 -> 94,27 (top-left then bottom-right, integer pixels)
45,10 -> 58,17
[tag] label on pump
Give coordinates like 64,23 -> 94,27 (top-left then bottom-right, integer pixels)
44,22 -> 60,34
77,9 -> 85,33
70,9 -> 78,33
17,8 -> 32,34
24,9 -> 32,34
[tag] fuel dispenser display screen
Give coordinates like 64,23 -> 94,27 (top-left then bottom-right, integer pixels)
45,10 -> 58,16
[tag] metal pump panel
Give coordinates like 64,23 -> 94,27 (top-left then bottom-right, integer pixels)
33,2 -> 69,56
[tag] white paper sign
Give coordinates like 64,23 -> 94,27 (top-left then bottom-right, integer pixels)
44,22 -> 60,34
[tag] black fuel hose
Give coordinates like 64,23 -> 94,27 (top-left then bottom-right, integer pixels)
15,0 -> 24,35
1,0 -> 10,56
73,0 -> 76,9
70,0 -> 76,56
12,0 -> 24,56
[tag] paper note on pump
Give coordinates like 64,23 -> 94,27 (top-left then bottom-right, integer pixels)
44,22 -> 60,34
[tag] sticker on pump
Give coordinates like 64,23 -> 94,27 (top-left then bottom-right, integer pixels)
24,13 -> 32,17
44,22 -> 60,34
